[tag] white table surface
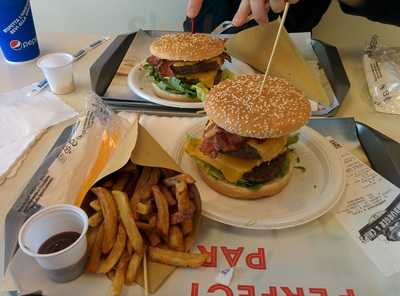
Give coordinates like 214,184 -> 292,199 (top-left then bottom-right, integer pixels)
1,31 -> 400,295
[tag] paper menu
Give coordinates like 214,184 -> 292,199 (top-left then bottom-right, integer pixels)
329,137 -> 400,276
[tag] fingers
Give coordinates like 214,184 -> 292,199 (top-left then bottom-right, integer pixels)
186,0 -> 204,18
232,0 -> 252,26
270,0 -> 300,13
250,0 -> 269,24
269,0 -> 285,13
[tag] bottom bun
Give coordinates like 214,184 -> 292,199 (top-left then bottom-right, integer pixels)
152,83 -> 199,102
197,159 -> 294,200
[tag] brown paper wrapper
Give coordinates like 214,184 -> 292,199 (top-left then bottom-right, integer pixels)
79,123 -> 202,294
225,21 -> 330,106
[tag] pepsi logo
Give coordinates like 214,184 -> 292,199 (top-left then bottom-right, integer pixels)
10,40 -> 22,50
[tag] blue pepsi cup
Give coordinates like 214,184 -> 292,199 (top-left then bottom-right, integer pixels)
0,0 -> 40,64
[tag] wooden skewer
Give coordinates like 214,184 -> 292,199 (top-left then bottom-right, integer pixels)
258,2 -> 290,95
191,18 -> 196,34
143,251 -> 149,296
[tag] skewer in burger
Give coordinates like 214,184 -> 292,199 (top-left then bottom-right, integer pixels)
144,33 -> 232,102
185,74 -> 311,199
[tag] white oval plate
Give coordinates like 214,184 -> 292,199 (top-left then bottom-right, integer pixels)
174,120 -> 345,230
128,57 -> 255,109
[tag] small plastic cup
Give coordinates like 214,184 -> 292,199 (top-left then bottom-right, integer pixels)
37,53 -> 76,94
18,204 -> 88,283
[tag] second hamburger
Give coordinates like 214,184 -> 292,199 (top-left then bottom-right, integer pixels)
144,33 -> 232,102
185,74 -> 311,199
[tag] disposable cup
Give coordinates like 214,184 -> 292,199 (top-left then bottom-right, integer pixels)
18,204 -> 88,282
37,53 -> 75,94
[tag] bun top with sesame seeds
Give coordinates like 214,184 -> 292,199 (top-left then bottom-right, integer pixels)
204,74 -> 311,138
150,33 -> 225,61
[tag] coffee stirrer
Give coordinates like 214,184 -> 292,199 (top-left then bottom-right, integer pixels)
258,2 -> 290,95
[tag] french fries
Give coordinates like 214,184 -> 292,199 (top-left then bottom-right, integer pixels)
90,199 -> 101,211
112,173 -> 130,191
127,241 -> 133,256
97,225 -> 127,273
86,227 -> 97,252
101,179 -> 114,189
111,251 -> 130,296
126,253 -> 143,284
88,211 -> 103,227
85,224 -> 104,272
131,168 -> 160,211
136,201 -> 151,215
92,187 -> 118,254
160,184 -> 176,206
152,185 -> 169,238
168,226 -> 184,252
148,247 -> 208,268
82,163 -> 202,296
182,219 -> 193,235
136,221 -> 155,230
163,173 -> 195,187
145,230 -> 161,247
170,211 -> 193,225
175,180 -> 191,214
112,190 -> 144,255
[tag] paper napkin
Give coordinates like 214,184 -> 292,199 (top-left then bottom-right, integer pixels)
0,87 -> 77,183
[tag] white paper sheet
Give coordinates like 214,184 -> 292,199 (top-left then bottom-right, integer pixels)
0,87 -> 77,182
330,137 -> 400,276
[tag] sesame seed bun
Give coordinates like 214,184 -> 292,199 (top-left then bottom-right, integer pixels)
197,156 -> 294,199
151,83 -> 199,102
204,74 -> 311,138
150,33 -> 225,62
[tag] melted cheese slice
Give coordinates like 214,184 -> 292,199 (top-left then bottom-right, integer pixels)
185,136 -> 288,183
185,138 -> 261,183
173,56 -> 223,67
247,136 -> 287,162
179,70 -> 218,88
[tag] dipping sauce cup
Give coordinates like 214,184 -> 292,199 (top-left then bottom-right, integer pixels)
18,204 -> 88,282
37,53 -> 75,94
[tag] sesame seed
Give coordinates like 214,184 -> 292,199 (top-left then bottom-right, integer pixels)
204,74 -> 311,138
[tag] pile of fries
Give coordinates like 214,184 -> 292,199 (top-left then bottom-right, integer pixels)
83,162 -> 208,295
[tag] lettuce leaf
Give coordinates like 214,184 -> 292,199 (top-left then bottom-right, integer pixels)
287,133 -> 299,146
143,63 -> 197,99
144,64 -> 237,101
191,83 -> 209,101
221,68 -> 235,80
192,157 -> 224,180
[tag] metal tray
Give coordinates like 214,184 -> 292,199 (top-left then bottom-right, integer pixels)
89,30 -> 350,116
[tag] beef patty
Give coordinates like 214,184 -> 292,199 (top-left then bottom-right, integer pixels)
242,153 -> 287,183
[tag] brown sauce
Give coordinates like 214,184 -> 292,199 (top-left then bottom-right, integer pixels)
38,231 -> 80,254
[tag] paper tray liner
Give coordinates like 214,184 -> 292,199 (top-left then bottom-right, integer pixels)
78,123 -> 202,293
225,21 -> 330,106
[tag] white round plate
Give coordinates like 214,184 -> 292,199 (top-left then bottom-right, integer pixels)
128,57 -> 255,109
175,120 -> 346,230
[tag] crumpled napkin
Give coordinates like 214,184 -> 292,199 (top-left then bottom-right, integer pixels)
139,115 -> 203,157
0,87 -> 77,183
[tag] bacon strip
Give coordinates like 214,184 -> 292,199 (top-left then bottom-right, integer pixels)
146,55 -> 174,77
146,52 -> 231,78
199,123 -> 245,158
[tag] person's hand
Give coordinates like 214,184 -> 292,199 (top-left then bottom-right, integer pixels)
232,0 -> 300,26
186,0 -> 300,26
186,0 -> 204,19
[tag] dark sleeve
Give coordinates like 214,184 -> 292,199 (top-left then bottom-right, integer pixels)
339,0 -> 400,26
284,0 -> 331,32
183,0 -> 331,33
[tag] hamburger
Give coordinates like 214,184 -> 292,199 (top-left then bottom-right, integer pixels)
144,33 -> 232,102
184,74 -> 311,199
